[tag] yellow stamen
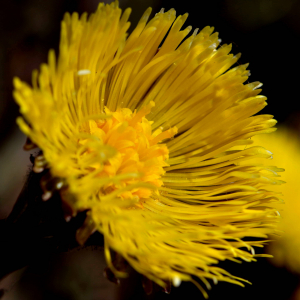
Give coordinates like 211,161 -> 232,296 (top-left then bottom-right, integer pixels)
129,101 -> 155,127
151,127 -> 178,146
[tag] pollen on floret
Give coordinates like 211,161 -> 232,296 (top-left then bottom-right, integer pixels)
77,69 -> 91,75
172,276 -> 182,287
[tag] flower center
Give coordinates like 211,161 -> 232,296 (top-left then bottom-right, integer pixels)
86,101 -> 177,205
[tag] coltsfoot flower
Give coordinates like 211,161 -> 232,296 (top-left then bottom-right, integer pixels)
13,1 -> 283,297
250,128 -> 300,273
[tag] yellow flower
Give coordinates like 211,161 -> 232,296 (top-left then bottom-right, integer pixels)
13,1 -> 283,297
250,128 -> 300,273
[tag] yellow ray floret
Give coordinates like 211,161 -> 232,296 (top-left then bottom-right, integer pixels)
13,1 -> 283,296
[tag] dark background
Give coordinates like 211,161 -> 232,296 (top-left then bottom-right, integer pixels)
0,0 -> 300,299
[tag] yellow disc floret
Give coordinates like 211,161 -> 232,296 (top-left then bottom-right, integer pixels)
82,102 -> 177,202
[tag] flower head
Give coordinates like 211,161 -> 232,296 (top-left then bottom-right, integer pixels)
250,128 -> 300,273
13,1 -> 283,296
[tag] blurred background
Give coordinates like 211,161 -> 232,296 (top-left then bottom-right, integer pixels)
1,0 -> 300,299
